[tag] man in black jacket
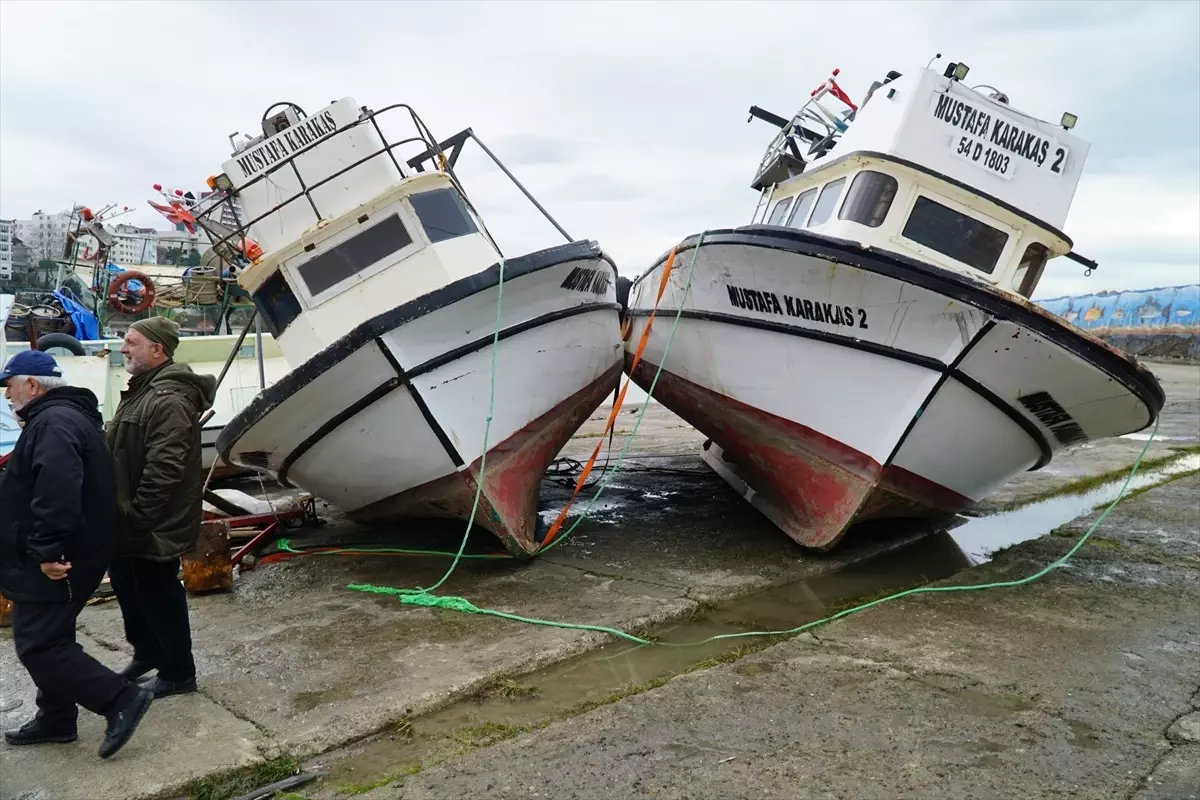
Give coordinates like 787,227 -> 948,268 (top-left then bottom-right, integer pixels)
0,350 -> 153,759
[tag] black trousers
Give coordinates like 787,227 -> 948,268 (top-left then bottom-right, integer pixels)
108,556 -> 196,683
12,574 -> 137,731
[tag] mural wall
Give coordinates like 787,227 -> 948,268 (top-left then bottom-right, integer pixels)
1036,283 -> 1200,361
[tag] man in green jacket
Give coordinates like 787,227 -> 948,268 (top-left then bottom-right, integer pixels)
106,317 -> 217,699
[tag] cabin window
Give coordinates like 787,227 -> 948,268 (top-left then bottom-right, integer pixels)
838,170 -> 898,228
409,187 -> 479,243
806,178 -> 847,227
767,196 -> 794,226
786,189 -> 818,228
296,213 -> 414,297
251,270 -> 303,337
1011,242 -> 1050,298
901,196 -> 1009,274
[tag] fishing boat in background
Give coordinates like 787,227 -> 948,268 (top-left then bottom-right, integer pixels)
0,299 -> 286,471
208,98 -> 622,558
622,59 -> 1165,550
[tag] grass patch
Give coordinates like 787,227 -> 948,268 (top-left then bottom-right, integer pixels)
684,643 -> 773,673
448,721 -> 535,753
474,677 -> 539,700
571,429 -> 632,440
186,757 -> 301,800
340,763 -> 423,796
1088,536 -> 1123,550
559,676 -> 672,719
384,714 -> 416,739
1091,466 -> 1200,510
1007,448 -> 1200,510
688,598 -> 718,618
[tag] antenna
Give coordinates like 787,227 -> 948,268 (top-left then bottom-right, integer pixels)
926,52 -> 942,69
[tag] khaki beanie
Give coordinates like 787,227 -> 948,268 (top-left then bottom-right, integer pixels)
129,316 -> 181,358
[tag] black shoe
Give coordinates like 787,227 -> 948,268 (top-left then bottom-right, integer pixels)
98,688 -> 152,759
141,676 -> 197,699
119,659 -> 155,681
3,717 -> 78,746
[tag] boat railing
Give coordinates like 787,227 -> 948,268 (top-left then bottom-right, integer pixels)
749,68 -> 862,192
197,103 -> 573,268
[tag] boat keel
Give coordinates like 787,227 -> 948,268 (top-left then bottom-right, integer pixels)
350,363 -> 622,558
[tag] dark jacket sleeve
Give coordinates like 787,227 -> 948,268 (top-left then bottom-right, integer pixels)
129,391 -> 196,534
25,417 -> 87,563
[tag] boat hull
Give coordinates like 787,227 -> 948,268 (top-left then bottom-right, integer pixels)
624,226 -> 1164,550
217,241 -> 622,558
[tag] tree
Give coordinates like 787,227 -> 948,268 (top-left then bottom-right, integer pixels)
186,249 -> 202,267
23,227 -> 65,264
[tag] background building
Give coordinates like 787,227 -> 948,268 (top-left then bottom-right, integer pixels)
0,219 -> 13,279
13,208 -> 75,263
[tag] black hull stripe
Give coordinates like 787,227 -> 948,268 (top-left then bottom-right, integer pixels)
632,229 -> 1164,419
952,372 -> 1053,469
625,308 -> 945,373
882,319 -> 997,469
262,303 -> 620,484
627,310 -> 1055,469
408,302 -> 621,380
277,377 -> 404,487
406,376 -> 465,470
216,240 -> 616,459
375,337 -> 464,469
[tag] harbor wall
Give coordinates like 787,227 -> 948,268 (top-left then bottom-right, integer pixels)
1036,283 -> 1200,361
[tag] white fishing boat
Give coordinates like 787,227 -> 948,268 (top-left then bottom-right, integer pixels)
207,98 -> 622,558
622,60 -> 1165,550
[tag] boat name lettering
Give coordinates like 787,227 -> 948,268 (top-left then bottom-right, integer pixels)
932,94 -> 1068,178
560,266 -> 611,296
726,285 -> 867,329
1017,391 -> 1088,447
234,110 -> 340,179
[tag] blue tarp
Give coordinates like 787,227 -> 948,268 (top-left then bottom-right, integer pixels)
51,288 -> 100,341
1036,284 -> 1200,332
103,262 -> 144,294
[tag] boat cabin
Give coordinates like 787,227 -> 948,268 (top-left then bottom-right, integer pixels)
204,98 -> 501,366
750,64 -> 1092,300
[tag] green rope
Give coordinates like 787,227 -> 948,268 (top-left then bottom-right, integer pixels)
536,231 -> 708,554
345,231 -> 1162,650
347,583 -> 650,643
349,387 -> 1160,649
345,234 -> 707,608
275,538 -> 510,560
396,257 -> 506,598
336,259 -> 508,599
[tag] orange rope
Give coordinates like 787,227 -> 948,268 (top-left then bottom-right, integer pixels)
539,246 -> 680,549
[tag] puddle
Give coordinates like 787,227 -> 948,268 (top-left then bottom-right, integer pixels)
949,454 -> 1200,564
304,453 -> 1200,793
305,531 -> 973,793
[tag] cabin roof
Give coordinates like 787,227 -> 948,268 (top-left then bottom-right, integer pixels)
774,148 -> 1074,250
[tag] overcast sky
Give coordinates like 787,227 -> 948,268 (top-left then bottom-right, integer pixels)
1,0 -> 1197,299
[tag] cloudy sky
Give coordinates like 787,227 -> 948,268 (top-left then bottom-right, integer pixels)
1,0 -> 1196,299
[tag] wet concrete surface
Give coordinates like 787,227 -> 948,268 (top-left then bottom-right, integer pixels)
0,362 -> 1196,800
355,475 -> 1200,800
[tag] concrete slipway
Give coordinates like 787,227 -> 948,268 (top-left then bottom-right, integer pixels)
0,362 -> 1196,800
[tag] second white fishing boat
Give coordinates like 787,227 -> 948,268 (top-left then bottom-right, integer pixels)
623,60 -> 1165,550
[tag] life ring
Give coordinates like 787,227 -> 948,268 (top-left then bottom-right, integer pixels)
35,332 -> 87,356
107,271 -> 157,314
